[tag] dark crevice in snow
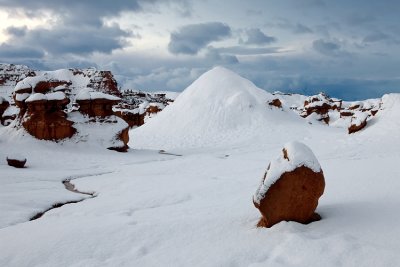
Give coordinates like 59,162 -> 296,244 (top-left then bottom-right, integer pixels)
29,180 -> 96,221
158,150 -> 183,157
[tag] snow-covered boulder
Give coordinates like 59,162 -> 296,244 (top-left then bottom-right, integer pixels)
348,111 -> 368,134
6,153 -> 27,168
268,98 -> 282,108
253,141 -> 325,228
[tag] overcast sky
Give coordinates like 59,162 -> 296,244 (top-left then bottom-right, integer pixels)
0,0 -> 399,99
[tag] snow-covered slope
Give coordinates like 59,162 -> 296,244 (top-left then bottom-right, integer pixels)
1,67 -> 400,267
131,67 -> 307,149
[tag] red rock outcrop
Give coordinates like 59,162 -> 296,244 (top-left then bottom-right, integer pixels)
87,71 -> 121,98
253,142 -> 325,228
348,113 -> 368,134
107,127 -> 129,152
113,110 -> 144,128
113,90 -> 175,127
77,98 -> 120,117
268,98 -> 282,108
75,89 -> 129,151
22,93 -> 76,140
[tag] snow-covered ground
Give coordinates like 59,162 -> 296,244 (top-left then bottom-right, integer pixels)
1,67 -> 400,266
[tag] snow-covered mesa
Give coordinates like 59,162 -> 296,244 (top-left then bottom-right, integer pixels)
1,66 -> 400,266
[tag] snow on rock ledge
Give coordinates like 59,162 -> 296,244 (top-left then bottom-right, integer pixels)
253,141 -> 325,228
75,88 -> 121,101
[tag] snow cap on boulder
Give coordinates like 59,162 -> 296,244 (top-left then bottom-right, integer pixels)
254,141 -> 321,204
254,141 -> 325,228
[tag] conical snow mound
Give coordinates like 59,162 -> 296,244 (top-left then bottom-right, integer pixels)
131,67 -> 304,149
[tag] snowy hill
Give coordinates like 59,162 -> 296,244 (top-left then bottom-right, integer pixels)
131,67 -> 307,149
1,66 -> 400,266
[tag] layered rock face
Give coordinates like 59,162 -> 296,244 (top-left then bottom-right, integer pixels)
22,93 -> 76,140
254,142 -> 325,228
10,69 -> 129,151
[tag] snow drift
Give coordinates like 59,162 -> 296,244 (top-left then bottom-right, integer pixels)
131,67 -> 306,149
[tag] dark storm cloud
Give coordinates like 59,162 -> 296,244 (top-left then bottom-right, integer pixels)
363,31 -> 399,45
7,24 -> 132,55
4,26 -> 27,37
0,0 -> 190,57
0,44 -> 44,58
242,28 -> 276,45
312,39 -> 349,57
168,22 -> 231,55
271,19 -> 313,34
205,48 -> 239,65
292,23 -> 313,34
0,1 -> 146,25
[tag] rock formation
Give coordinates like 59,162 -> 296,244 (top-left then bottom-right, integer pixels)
348,112 -> 368,134
268,98 -> 282,108
76,90 -> 120,117
21,93 -> 76,140
6,155 -> 27,168
10,68 -> 129,150
113,90 -> 175,127
75,89 -> 129,152
253,142 -> 325,228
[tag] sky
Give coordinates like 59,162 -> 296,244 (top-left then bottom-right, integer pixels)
0,0 -> 399,100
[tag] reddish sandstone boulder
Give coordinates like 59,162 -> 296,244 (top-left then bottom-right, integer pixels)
107,127 -> 130,152
6,155 -> 27,168
268,98 -> 282,108
348,112 -> 368,134
253,142 -> 325,228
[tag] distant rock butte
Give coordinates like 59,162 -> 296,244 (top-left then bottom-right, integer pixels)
254,142 -> 325,228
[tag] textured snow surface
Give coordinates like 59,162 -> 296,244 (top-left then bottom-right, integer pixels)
0,68 -> 400,266
254,141 -> 321,204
